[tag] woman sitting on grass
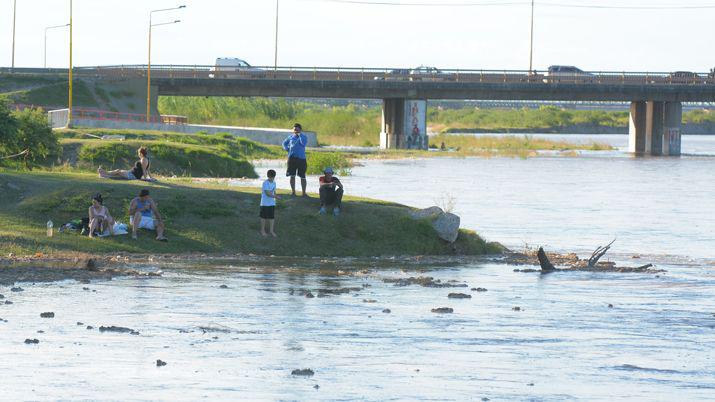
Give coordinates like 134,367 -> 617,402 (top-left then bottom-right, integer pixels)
88,193 -> 115,238
98,147 -> 153,181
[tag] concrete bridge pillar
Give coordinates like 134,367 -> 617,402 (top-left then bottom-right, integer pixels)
629,100 -> 682,156
663,101 -> 682,156
628,101 -> 647,153
380,99 -> 428,150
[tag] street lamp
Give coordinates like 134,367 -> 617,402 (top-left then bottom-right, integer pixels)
146,5 -> 185,122
45,23 -> 70,68
528,0 -> 535,73
68,0 -> 73,126
274,0 -> 279,71
11,0 -> 17,69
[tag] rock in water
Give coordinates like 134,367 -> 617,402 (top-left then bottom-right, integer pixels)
291,368 -> 315,377
432,212 -> 461,243
156,359 -> 167,367
448,293 -> 472,299
99,326 -> 139,335
40,312 -> 55,318
431,307 -> 454,314
382,309 -> 391,313
24,338 -> 40,344
408,206 -> 444,220
11,287 -> 24,292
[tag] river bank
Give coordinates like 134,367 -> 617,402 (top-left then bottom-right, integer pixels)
0,170 -> 501,259
439,122 -> 715,135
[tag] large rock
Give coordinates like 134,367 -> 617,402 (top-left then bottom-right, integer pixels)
409,206 -> 461,243
408,206 -> 444,220
432,212 -> 460,243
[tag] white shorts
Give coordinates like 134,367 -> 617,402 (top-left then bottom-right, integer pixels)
130,215 -> 156,230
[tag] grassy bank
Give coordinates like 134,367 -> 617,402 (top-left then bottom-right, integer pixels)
430,134 -> 613,157
50,128 -> 357,177
158,97 -> 381,146
0,171 -> 500,257
50,128 -> 288,178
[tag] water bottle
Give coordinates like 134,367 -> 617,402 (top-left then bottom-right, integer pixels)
47,220 -> 53,237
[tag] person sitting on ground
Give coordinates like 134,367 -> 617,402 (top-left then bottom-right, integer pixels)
98,147 -> 153,181
88,193 -> 115,238
260,169 -> 279,237
128,189 -> 167,241
318,167 -> 344,216
282,123 -> 308,197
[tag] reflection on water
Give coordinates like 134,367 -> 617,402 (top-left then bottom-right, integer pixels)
1,259 -> 714,400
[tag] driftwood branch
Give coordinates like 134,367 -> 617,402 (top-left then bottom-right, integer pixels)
588,238 -> 616,267
537,247 -> 555,272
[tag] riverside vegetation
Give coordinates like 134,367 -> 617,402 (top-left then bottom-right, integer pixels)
158,97 -> 715,145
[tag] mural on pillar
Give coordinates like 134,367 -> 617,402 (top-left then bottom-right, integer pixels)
667,128 -> 681,154
404,100 -> 428,150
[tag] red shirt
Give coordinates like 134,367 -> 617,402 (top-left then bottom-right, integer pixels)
319,175 -> 340,186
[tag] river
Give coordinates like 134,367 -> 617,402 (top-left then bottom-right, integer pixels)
1,134 -> 713,400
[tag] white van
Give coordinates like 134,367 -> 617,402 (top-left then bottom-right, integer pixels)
209,58 -> 264,78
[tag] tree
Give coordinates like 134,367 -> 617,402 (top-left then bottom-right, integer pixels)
0,98 -> 20,158
12,107 -> 60,165
0,98 -> 60,167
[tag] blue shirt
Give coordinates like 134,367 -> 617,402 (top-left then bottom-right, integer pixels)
283,133 -> 307,159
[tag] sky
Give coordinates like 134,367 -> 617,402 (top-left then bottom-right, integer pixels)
1,0 -> 714,72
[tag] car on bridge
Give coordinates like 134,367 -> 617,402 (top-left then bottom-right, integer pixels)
667,71 -> 705,84
543,65 -> 595,83
408,66 -> 455,82
209,57 -> 265,79
373,68 -> 410,81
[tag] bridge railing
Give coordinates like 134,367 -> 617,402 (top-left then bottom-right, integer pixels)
3,65 -> 714,85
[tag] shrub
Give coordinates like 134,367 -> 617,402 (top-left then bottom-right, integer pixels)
306,152 -> 352,175
0,100 -> 60,167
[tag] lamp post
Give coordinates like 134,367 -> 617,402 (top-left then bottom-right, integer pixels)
68,0 -> 73,126
528,0 -> 535,73
146,5 -> 185,122
45,24 -> 70,68
11,0 -> 17,69
274,0 -> 279,71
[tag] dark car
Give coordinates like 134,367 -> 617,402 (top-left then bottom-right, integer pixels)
668,71 -> 703,84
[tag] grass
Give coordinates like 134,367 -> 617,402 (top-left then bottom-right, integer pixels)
429,133 -> 614,157
0,170 -> 501,257
49,128 -> 290,178
158,97 -> 381,146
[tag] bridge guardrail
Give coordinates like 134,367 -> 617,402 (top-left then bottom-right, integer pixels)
3,65 -> 714,86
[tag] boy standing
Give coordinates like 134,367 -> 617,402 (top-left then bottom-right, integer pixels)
260,169 -> 279,237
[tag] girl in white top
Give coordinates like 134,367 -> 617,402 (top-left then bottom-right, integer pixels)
88,194 -> 115,238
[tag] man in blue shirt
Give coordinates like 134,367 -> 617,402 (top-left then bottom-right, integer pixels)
282,123 -> 308,197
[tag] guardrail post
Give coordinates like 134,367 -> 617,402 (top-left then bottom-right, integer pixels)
456,70 -> 459,82
313,67 -> 316,81
290,67 -> 293,80
338,67 -> 341,81
193,65 -> 197,79
361,67 -> 364,81
480,70 -> 483,83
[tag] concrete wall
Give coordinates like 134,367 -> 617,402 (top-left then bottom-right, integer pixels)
63,118 -> 318,147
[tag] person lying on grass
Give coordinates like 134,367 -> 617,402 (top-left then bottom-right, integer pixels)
260,169 -> 279,237
98,147 -> 154,181
88,193 -> 115,238
128,188 -> 167,241
318,167 -> 344,217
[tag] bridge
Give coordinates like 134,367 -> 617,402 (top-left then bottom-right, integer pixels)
4,65 -> 715,155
